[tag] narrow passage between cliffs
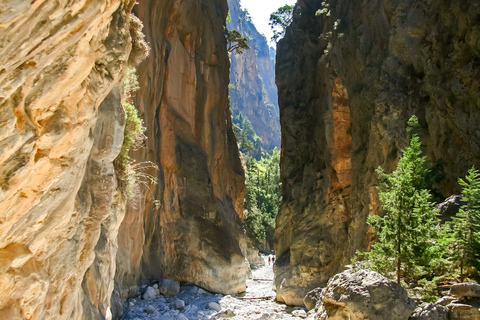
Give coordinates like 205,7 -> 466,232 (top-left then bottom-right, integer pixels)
121,255 -> 314,320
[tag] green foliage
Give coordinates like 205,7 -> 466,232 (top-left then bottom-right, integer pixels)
445,166 -> 480,281
269,5 -> 294,42
226,29 -> 250,54
233,112 -> 261,155
360,132 -> 441,283
243,148 -> 281,248
114,68 -> 157,200
228,83 -> 236,90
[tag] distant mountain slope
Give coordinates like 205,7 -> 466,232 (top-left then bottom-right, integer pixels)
227,0 -> 281,151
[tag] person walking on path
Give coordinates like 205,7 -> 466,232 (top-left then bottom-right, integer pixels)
268,256 -> 271,265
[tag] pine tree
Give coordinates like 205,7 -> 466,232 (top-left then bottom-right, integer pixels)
447,166 -> 480,282
363,133 -> 440,283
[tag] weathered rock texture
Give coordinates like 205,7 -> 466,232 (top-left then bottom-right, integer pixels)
227,0 -> 281,150
0,0 -> 140,318
114,0 -> 248,310
275,0 -> 480,305
316,269 -> 416,320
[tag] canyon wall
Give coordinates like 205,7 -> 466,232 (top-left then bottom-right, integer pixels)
0,0 -> 142,318
114,0 -> 248,310
227,0 -> 281,151
274,0 -> 480,305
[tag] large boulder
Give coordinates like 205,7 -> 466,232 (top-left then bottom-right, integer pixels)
316,269 -> 416,320
448,303 -> 480,320
410,303 -> 448,320
436,195 -> 466,223
449,283 -> 480,298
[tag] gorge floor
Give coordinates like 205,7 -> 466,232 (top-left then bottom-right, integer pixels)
122,255 -> 315,320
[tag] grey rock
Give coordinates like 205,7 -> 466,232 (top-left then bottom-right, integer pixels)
292,309 -> 307,318
175,299 -> 185,310
258,313 -> 273,319
317,269 -> 416,320
436,296 -> 457,306
410,302 -> 448,320
303,287 -> 323,310
448,303 -> 480,320
144,305 -> 156,314
160,279 -> 180,296
143,287 -> 156,300
436,195 -> 466,223
450,283 -> 480,298
207,302 -> 222,312
176,315 -> 188,320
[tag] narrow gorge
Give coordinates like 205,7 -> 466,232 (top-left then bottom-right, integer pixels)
1,0 -> 480,320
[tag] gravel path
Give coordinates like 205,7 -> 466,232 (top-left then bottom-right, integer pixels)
121,255 -> 315,320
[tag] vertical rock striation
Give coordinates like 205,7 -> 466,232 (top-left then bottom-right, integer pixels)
114,0 -> 248,309
275,0 -> 480,305
227,0 -> 281,150
0,0 -> 139,318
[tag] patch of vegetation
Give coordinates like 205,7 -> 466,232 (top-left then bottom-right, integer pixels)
354,115 -> 480,303
114,68 -> 157,200
226,29 -> 250,54
243,148 -> 280,249
269,5 -> 294,42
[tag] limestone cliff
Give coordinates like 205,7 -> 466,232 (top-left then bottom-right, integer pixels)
274,0 -> 480,305
114,0 -> 248,309
0,0 -> 141,318
227,0 -> 281,150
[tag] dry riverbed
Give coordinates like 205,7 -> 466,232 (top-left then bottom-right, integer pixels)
121,255 -> 315,320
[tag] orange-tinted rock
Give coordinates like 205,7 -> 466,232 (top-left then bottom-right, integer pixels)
0,1 -> 139,319
114,0 -> 248,312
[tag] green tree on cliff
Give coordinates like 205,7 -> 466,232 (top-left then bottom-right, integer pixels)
445,166 -> 480,282
269,5 -> 294,42
361,117 -> 440,283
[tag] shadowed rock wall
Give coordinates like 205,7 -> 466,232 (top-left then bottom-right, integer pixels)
274,0 -> 480,305
114,0 -> 248,309
0,0 -> 139,318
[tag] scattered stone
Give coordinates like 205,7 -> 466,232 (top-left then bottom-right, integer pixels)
292,309 -> 307,318
142,286 -> 156,300
144,305 -> 155,314
436,296 -> 457,306
129,301 -> 135,307
448,303 -> 480,320
303,287 -> 323,310
207,302 -> 222,312
317,269 -> 416,320
153,283 -> 159,289
176,314 -> 188,320
197,288 -> 207,294
189,286 -> 198,294
215,308 -> 236,318
175,299 -> 185,310
410,302 -> 448,320
160,279 -> 181,296
450,283 -> 480,298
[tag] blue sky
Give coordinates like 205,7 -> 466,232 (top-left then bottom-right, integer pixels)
240,0 -> 297,46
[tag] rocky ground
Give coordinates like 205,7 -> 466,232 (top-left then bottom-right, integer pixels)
121,255 -> 315,319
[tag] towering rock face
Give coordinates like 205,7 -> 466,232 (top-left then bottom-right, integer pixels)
0,0 -> 140,318
114,0 -> 248,307
275,0 -> 480,305
227,0 -> 281,150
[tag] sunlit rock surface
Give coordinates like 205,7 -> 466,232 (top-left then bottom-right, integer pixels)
227,0 -> 281,151
0,0 -> 138,318
275,0 -> 480,305
114,0 -> 248,312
